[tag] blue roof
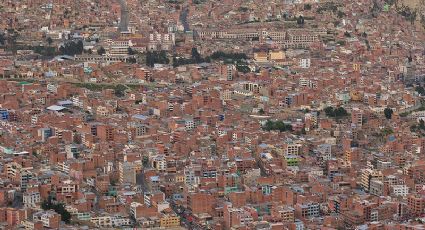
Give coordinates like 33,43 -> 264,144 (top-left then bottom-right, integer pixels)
57,100 -> 73,106
46,105 -> 66,111
132,114 -> 148,120
44,71 -> 55,77
259,143 -> 268,148
150,176 -> 160,182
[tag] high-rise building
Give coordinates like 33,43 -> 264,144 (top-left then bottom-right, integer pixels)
97,125 -> 114,142
119,162 -> 136,184
360,169 -> 383,192
351,108 -> 363,127
407,194 -> 425,217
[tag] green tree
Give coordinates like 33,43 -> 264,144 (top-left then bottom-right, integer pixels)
41,198 -> 71,224
128,47 -> 136,55
324,106 -> 348,118
59,40 -> 84,56
46,37 -> 53,46
97,46 -> 106,55
236,64 -> 250,73
304,4 -> 312,10
114,84 -> 127,97
146,51 -> 154,67
384,108 -> 393,119
371,0 -> 381,17
324,106 -> 335,117
296,16 -> 305,25
55,203 -> 71,224
262,120 -> 292,132
76,40 -> 83,54
415,86 -> 425,95
146,51 -> 170,67
420,119 -> 425,130
191,47 -> 202,62
127,57 -> 137,63
110,179 -> 117,186
142,156 -> 149,167
0,33 -> 4,45
6,29 -> 19,53
172,56 -> 178,68
334,107 -> 348,117
209,51 -> 247,61
33,46 -> 56,57
344,31 -> 351,37
275,121 -> 286,131
264,120 -> 274,131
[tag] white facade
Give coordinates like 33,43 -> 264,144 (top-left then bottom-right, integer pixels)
23,192 -> 41,208
391,185 -> 409,197
91,215 -> 131,228
299,58 -> 311,68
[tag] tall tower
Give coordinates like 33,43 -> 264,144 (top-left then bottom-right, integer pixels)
118,0 -> 129,32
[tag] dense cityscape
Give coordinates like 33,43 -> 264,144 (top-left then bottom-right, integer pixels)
0,0 -> 425,229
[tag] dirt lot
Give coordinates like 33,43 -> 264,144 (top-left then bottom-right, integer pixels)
400,0 -> 422,8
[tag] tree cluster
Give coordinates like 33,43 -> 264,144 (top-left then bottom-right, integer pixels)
114,84 -> 128,97
384,108 -> 393,119
415,86 -> 425,95
46,37 -> 53,46
238,6 -> 249,12
411,119 -> 425,135
173,49 -> 250,68
209,51 -> 248,61
304,4 -> 312,10
324,106 -> 348,118
173,56 -> 197,67
397,6 -> 417,25
0,33 -> 5,45
297,16 -> 305,25
41,198 -> 71,224
236,63 -> 250,73
193,0 -> 206,4
384,0 -> 396,5
172,47 -> 206,67
421,15 -> 425,30
263,120 -> 293,132
127,57 -> 137,64
371,0 -> 381,17
128,47 -> 136,55
316,2 -> 339,14
33,46 -> 56,57
97,46 -> 106,55
344,31 -> 351,37
59,40 -> 83,56
146,51 -> 169,67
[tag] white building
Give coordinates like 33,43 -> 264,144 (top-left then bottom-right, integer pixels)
299,58 -> 311,68
391,185 -> 409,197
91,215 -> 131,228
23,192 -> 41,208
